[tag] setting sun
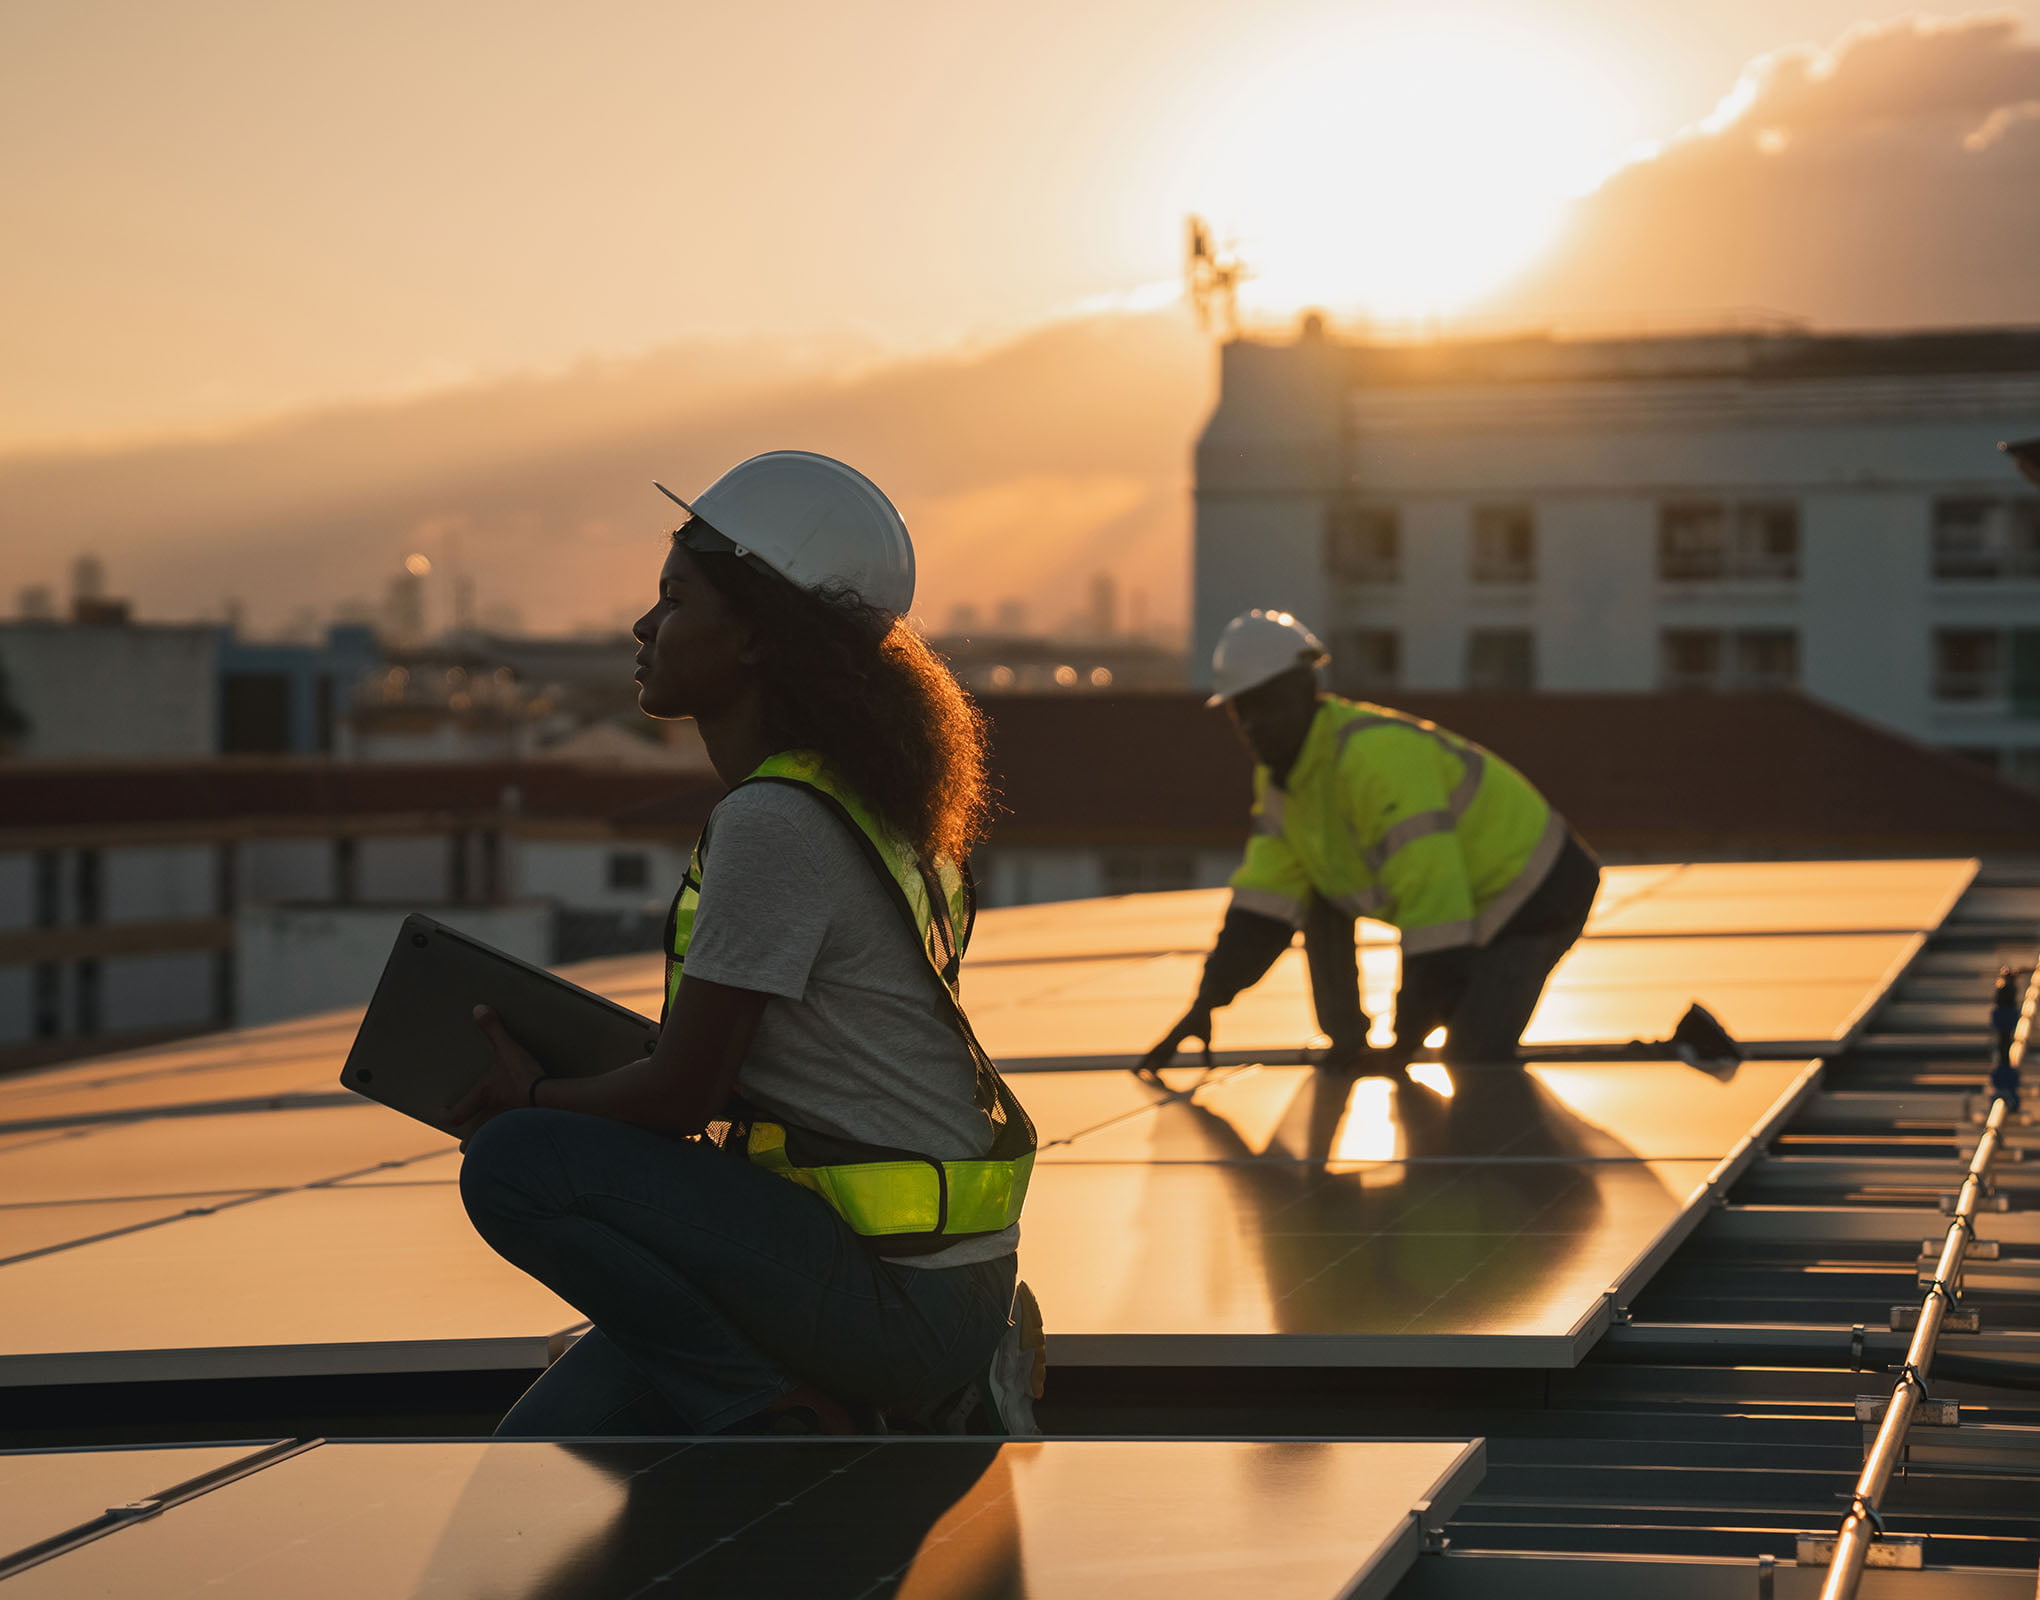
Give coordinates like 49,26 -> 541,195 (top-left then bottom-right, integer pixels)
1185,12 -> 1638,324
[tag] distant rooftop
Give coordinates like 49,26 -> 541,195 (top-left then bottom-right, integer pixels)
978,690 -> 2040,857
0,761 -> 721,843
1330,324 -> 2040,387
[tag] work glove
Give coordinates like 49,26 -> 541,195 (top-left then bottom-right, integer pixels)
1137,1004 -> 1215,1083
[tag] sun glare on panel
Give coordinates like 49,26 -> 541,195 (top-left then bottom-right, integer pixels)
1187,14 -> 1634,324
1408,1063 -> 1456,1098
1330,1075 -> 1401,1166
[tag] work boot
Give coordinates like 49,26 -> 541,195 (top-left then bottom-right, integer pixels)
920,1280 -> 1047,1436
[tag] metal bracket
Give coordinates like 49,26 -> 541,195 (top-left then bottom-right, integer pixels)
1794,1532 -> 1926,1569
1410,1499 -> 1451,1554
1941,1189 -> 2010,1213
1890,1304 -> 1981,1333
1924,1237 -> 2000,1259
1855,1395 -> 1961,1427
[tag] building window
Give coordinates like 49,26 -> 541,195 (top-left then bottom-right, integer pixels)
1466,629 -> 1536,691
33,850 -> 60,927
1934,627 -> 2040,707
2008,748 -> 2040,789
1470,506 -> 1535,584
607,850 -> 650,891
74,849 -> 102,925
1661,629 -> 1723,691
1932,497 -> 2040,580
1933,629 -> 2003,701
1330,629 -> 1400,696
33,962 -> 61,1038
75,959 -> 101,1036
1100,851 -> 1198,896
1661,628 -> 1800,690
1658,501 -> 1800,581
1734,629 -> 1799,689
1326,506 -> 1400,583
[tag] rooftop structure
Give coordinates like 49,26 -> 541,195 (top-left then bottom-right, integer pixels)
0,762 -> 721,1067
1195,322 -> 2040,785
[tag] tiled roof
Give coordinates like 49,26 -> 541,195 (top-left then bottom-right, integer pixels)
0,760 -> 723,837
4,690 -> 2033,855
980,690 -> 2040,855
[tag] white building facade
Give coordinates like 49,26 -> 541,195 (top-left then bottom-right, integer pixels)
1194,326 -> 2040,783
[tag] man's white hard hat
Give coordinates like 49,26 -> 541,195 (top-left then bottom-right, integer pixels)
1206,608 -> 1328,706
654,451 -> 916,617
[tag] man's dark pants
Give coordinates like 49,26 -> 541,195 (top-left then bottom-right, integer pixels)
1301,871 -> 1599,1064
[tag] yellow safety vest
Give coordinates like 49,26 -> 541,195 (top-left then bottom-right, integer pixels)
664,750 -> 1035,1252
1228,698 -> 1567,956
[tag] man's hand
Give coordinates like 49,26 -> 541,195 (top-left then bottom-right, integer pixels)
1136,1004 -> 1215,1084
444,1005 -> 547,1144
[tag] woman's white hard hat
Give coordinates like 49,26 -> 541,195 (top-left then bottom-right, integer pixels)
1206,609 -> 1328,706
654,451 -> 916,617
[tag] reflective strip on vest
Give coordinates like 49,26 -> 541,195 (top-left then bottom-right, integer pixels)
666,752 -> 1034,1247
1229,885 -> 1307,926
748,1122 -> 1034,1237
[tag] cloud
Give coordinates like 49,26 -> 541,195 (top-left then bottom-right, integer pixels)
0,311 -> 1210,639
1484,13 -> 2040,331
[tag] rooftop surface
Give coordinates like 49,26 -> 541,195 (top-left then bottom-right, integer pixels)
1,855 -> 2034,1597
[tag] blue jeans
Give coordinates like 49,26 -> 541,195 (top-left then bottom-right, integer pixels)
459,1108 -> 1018,1436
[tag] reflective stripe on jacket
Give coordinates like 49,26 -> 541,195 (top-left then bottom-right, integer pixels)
1227,698 -> 1567,955
663,750 -> 1035,1250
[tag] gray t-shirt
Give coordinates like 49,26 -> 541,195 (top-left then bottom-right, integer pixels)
681,782 -> 1018,1266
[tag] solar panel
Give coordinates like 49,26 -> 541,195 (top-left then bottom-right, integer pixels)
1035,1058 -> 1817,1165
0,1103 -> 452,1205
1,1436 -> 1484,1600
1020,1157 -> 1719,1365
1582,859 -> 1975,936
0,1444 -> 265,1562
0,1195 -> 260,1265
0,858 -> 1943,1386
0,1185 -> 578,1386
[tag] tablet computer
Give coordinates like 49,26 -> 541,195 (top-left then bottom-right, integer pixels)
340,913 -> 661,1129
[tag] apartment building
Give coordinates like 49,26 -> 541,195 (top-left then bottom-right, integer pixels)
0,763 -> 718,1066
1193,323 -> 2040,782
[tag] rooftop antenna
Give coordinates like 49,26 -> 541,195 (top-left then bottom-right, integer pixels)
1185,216 -> 1247,340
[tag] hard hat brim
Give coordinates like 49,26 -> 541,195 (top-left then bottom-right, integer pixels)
652,481 -> 699,518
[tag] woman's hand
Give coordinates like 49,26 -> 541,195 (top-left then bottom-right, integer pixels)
444,1005 -> 547,1144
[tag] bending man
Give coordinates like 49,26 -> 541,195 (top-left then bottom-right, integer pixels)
1142,609 -> 1601,1076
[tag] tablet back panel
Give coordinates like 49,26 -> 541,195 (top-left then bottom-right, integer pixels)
340,914 -> 661,1128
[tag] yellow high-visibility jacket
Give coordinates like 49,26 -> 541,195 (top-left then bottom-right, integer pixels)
1228,698 -> 1567,956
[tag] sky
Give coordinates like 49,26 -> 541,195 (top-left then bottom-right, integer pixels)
3,1 -> 2038,634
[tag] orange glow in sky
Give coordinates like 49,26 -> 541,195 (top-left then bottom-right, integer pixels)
1184,12 -> 1640,323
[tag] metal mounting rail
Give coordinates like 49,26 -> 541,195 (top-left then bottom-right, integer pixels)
1810,956 -> 2038,1600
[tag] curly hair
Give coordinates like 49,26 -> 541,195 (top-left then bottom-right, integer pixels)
684,541 -> 993,865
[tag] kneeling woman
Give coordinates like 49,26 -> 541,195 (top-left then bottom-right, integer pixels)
450,451 -> 1039,1437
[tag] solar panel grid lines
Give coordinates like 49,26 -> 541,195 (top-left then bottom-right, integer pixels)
0,1436 -> 1487,1600
0,1191 -> 271,1268
0,1442 -> 263,1561
0,1102 -> 453,1206
0,859 -> 1974,1397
